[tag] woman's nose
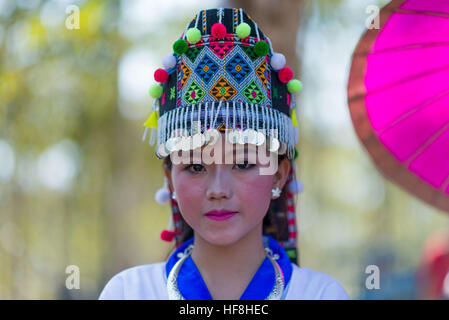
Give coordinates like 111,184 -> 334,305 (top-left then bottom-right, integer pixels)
206,167 -> 232,200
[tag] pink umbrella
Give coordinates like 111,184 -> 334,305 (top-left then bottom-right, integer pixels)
347,0 -> 449,213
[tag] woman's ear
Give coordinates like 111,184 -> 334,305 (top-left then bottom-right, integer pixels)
273,158 -> 291,190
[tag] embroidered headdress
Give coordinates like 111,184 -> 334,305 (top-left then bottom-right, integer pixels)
145,8 -> 303,263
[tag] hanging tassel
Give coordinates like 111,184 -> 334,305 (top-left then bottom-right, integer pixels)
157,177 -> 176,242
155,177 -> 170,204
143,109 -> 159,146
288,160 -> 303,194
288,179 -> 304,194
290,93 -> 296,110
141,127 -> 149,142
155,187 -> 170,204
291,110 -> 298,127
161,229 -> 176,242
290,93 -> 298,148
294,128 -> 299,145
144,110 -> 159,128
160,212 -> 175,242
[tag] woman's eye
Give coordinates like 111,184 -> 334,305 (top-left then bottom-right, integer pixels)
186,164 -> 205,173
235,161 -> 255,170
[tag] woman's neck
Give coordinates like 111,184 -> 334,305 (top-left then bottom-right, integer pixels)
190,226 -> 267,299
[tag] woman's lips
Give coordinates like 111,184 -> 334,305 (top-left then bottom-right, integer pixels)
205,210 -> 238,221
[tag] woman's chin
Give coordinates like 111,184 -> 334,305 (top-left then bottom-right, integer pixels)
200,230 -> 242,247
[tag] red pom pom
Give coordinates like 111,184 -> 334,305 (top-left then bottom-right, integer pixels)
211,23 -> 227,39
154,68 -> 169,83
160,229 -> 175,242
278,67 -> 293,83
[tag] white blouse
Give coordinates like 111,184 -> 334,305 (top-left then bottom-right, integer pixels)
99,262 -> 350,300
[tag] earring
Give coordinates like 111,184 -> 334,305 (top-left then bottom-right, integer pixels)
171,191 -> 177,200
271,187 -> 281,199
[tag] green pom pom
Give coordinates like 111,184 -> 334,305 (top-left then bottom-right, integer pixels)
294,148 -> 298,160
236,22 -> 251,39
287,79 -> 303,93
254,41 -> 269,57
186,28 -> 202,44
173,39 -> 188,55
149,84 -> 163,98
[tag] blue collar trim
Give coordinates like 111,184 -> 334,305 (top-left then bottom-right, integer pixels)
165,234 -> 292,300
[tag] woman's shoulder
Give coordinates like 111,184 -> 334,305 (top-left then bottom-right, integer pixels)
98,262 -> 168,300
285,263 -> 350,300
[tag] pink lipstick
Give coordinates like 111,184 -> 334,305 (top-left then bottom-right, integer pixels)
204,210 -> 238,221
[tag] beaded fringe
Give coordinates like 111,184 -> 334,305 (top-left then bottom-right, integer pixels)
142,101 -> 296,159
142,102 -> 296,160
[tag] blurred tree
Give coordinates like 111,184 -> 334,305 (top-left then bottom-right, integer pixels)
228,0 -> 304,74
0,0 -> 131,298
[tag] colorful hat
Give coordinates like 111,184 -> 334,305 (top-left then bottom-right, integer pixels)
146,8 -> 303,263
142,7 -> 302,160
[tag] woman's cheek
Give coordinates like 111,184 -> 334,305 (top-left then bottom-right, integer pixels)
239,171 -> 273,194
173,173 -> 205,215
236,173 -> 273,216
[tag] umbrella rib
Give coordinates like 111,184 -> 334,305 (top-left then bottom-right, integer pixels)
442,173 -> 449,193
404,121 -> 449,169
378,87 -> 449,136
354,41 -> 449,56
395,8 -> 449,19
366,64 -> 449,97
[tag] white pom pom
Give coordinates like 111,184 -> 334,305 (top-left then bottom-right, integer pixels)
288,180 -> 304,194
155,188 -> 171,204
162,54 -> 176,69
271,53 -> 286,70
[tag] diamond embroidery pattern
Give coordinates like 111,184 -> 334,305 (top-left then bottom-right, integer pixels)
210,42 -> 234,59
177,44 -> 272,109
185,46 -> 203,64
255,60 -> 268,90
209,76 -> 237,101
225,53 -> 251,83
243,80 -> 265,104
180,61 -> 191,89
195,54 -> 219,84
239,44 -> 258,61
184,80 -> 205,104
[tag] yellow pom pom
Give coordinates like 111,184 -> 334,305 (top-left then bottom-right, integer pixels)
291,110 -> 298,127
143,111 -> 159,128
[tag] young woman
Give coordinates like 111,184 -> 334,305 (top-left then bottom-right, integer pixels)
99,8 -> 349,300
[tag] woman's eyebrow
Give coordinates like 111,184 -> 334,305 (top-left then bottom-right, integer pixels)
225,145 -> 252,157
225,145 -> 259,163
173,150 -> 200,164
225,145 -> 248,155
174,144 -> 260,164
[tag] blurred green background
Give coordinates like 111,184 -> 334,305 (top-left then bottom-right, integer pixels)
1,0 -> 449,299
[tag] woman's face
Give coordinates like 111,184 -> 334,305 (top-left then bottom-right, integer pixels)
166,133 -> 290,246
